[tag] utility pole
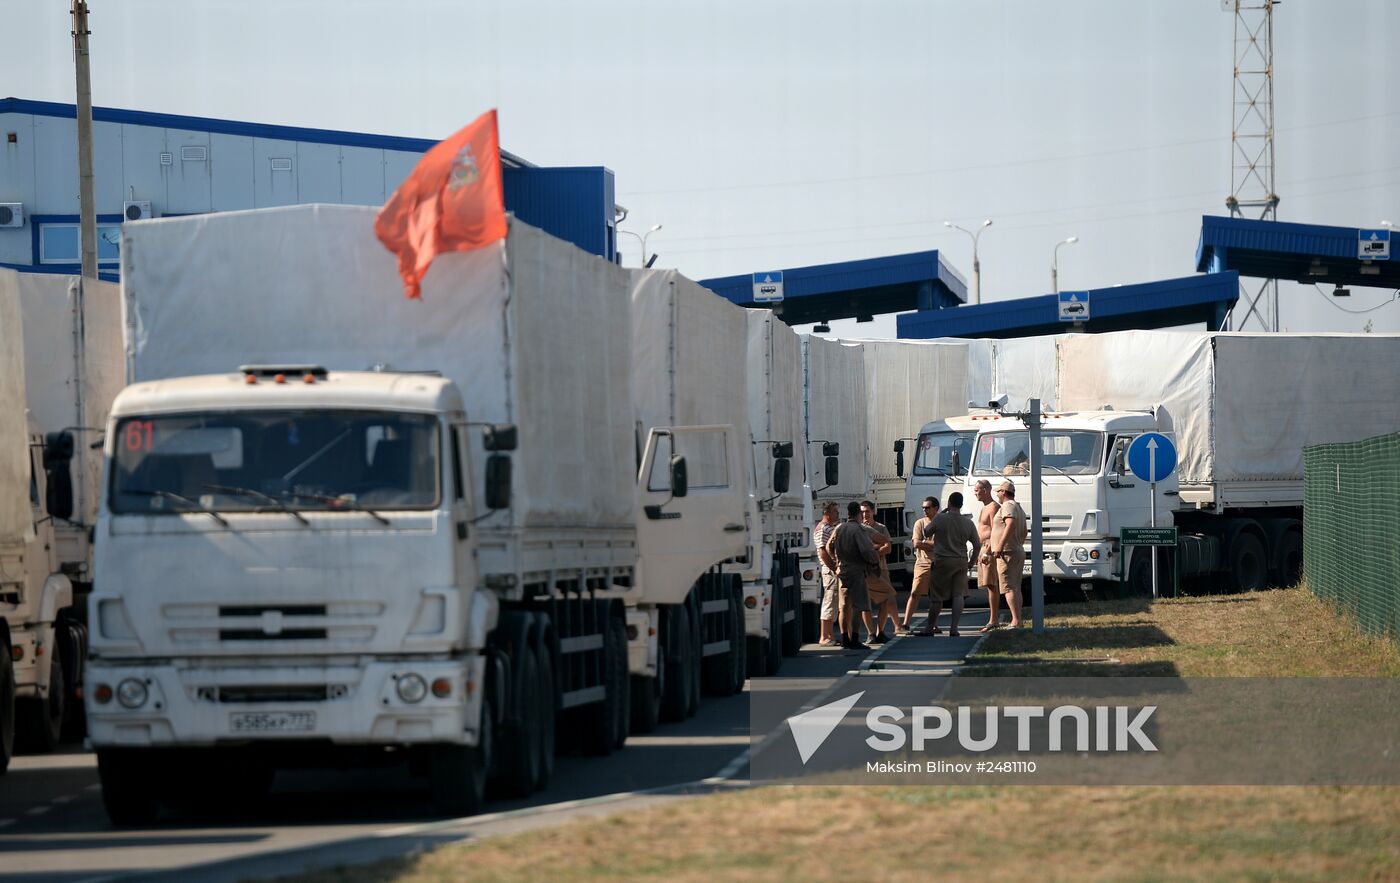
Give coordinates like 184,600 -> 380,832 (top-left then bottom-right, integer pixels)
72,0 -> 97,280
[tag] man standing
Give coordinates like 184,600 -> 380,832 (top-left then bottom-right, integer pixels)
813,501 -> 842,647
902,496 -> 939,634
860,501 -> 900,643
825,501 -> 879,650
981,480 -> 1029,629
972,479 -> 1002,632
917,492 -> 980,638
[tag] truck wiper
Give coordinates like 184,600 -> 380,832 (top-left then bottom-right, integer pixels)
1038,463 -> 1081,485
284,491 -> 391,525
122,488 -> 231,527
204,484 -> 310,525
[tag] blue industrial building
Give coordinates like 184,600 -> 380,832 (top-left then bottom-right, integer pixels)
0,98 -> 619,280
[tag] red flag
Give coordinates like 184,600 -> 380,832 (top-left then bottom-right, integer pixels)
375,109 -> 508,299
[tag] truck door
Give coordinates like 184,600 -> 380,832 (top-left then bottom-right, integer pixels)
636,425 -> 747,602
1106,433 -> 1153,532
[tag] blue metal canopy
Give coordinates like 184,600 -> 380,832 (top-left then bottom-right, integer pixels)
897,272 -> 1240,340
1196,215 -> 1399,289
699,250 -> 967,326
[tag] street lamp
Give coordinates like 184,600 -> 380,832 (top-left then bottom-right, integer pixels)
618,223 -> 663,268
943,218 -> 993,305
1051,236 -> 1079,294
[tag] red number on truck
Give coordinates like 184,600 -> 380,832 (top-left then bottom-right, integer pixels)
123,420 -> 154,452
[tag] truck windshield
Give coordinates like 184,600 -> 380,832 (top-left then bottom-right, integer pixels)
109,410 -> 440,514
973,430 -> 1104,477
913,431 -> 975,477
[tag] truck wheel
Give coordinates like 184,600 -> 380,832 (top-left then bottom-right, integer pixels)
729,577 -> 747,694
536,636 -> 556,786
0,632 -> 14,776
767,590 -> 784,676
579,612 -> 625,755
611,617 -> 632,749
19,653 -> 65,752
660,605 -> 692,723
801,601 -> 820,647
701,593 -> 740,698
630,673 -> 660,733
492,642 -> 543,798
1229,532 -> 1267,593
431,694 -> 493,817
1271,529 -> 1303,588
781,556 -> 801,657
98,749 -> 161,826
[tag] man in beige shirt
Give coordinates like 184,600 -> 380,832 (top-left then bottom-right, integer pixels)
902,496 -> 939,634
825,501 -> 880,650
981,479 -> 1029,629
972,479 -> 1002,632
860,501 -> 900,643
916,491 -> 980,638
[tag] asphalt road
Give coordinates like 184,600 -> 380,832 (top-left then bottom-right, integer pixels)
0,619 -> 941,883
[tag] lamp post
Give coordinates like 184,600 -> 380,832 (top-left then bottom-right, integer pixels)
1051,236 -> 1079,294
618,223 -> 663,268
943,218 -> 992,305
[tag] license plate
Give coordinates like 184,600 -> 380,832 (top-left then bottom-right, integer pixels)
230,711 -> 316,733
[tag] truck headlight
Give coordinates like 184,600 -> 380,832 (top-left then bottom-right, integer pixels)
395,673 -> 428,703
1072,547 -> 1090,563
116,678 -> 149,709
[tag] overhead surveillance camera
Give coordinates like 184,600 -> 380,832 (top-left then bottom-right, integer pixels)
988,393 -> 1009,410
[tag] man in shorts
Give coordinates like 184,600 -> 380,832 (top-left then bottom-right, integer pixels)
982,480 -> 1029,629
825,501 -> 880,650
814,501 -> 842,647
902,496 -> 939,634
916,491 -> 980,638
860,500 -> 900,643
972,479 -> 1002,632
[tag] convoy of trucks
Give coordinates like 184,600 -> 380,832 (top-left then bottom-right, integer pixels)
4,197 -> 1393,819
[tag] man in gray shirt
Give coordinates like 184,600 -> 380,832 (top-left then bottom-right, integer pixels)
916,491 -> 981,638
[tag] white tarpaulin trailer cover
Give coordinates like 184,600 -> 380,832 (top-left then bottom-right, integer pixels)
630,268 -> 751,468
12,272 -> 124,536
801,336 -> 869,499
746,311 -> 808,507
121,203 -> 635,529
0,271 -> 31,542
994,335 -> 1062,412
1056,330 -> 1400,487
844,339 -> 970,486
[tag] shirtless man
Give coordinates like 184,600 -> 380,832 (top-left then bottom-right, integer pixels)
972,479 -> 1002,632
981,479 -> 1029,629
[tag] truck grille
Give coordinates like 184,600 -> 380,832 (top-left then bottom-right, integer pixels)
1041,515 -> 1073,538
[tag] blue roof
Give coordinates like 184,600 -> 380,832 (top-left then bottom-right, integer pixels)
0,97 -> 533,168
1196,215 -> 1400,289
699,250 -> 967,326
897,272 -> 1240,339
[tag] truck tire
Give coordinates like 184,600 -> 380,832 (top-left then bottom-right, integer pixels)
492,641 -> 543,798
19,653 -> 65,753
729,577 -> 747,694
611,616 -> 632,750
0,630 -> 14,776
536,633 -> 557,786
98,748 -> 161,826
630,673 -> 660,733
579,611 -> 626,755
431,693 -> 493,817
801,600 -> 820,647
781,555 -> 801,657
1270,528 -> 1304,588
1228,531 -> 1267,593
660,605 -> 693,723
701,589 -> 740,698
767,588 -> 784,676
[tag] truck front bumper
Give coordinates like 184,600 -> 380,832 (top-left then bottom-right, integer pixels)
1025,541 -> 1119,582
84,657 -> 485,749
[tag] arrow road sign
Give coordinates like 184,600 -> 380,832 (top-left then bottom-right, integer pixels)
787,690 -> 865,764
752,271 -> 785,302
1127,432 -> 1177,483
1358,229 -> 1391,261
1058,290 -> 1090,322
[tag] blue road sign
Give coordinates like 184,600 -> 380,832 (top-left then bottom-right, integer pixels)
752,271 -> 785,302
1358,229 -> 1391,261
1058,290 -> 1090,322
1127,432 -> 1177,483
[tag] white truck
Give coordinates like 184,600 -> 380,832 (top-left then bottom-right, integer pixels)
628,269 -> 751,726
796,336 -> 868,641
86,205 -> 657,823
0,269 -> 122,754
741,311 -> 810,674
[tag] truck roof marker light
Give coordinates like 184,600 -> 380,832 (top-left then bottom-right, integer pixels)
245,374 -> 257,385
274,373 -> 286,384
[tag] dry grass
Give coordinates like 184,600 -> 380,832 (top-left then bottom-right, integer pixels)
267,587 -> 1400,883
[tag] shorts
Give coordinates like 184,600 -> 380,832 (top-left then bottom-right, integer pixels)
976,558 -> 995,590
911,562 -> 933,598
867,573 -> 896,607
997,551 -> 1026,595
837,569 -> 871,613
820,569 -> 839,621
931,557 -> 968,602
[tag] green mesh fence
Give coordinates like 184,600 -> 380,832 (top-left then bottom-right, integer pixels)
1303,432 -> 1400,644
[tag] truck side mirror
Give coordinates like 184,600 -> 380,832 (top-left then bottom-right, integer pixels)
893,439 -> 905,454
1112,439 -> 1127,474
824,456 -> 839,487
669,455 -> 688,498
485,454 -> 512,510
43,431 -> 75,521
821,442 -> 840,457
483,424 -> 518,452
773,457 -> 791,494
895,450 -> 905,479
771,441 -> 794,459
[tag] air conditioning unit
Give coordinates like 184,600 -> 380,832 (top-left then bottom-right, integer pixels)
0,203 -> 23,229
123,200 -> 154,222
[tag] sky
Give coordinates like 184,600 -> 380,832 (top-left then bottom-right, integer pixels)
9,0 -> 1400,336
